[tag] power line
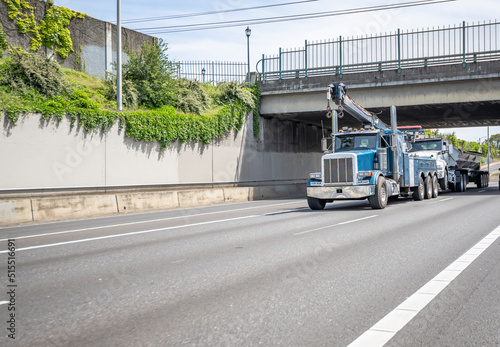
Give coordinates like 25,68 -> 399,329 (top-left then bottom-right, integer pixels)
139,0 -> 456,34
119,0 -> 319,24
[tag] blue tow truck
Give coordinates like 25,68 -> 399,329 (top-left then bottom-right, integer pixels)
307,83 -> 438,210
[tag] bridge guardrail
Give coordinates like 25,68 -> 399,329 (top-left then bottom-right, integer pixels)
257,20 -> 500,82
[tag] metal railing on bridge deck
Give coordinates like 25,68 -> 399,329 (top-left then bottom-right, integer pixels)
175,61 -> 248,85
257,20 -> 500,83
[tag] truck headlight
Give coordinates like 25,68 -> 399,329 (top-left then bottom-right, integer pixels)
309,172 -> 321,179
358,171 -> 373,178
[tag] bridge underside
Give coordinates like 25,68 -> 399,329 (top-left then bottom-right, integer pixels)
261,101 -> 500,129
259,61 -> 500,130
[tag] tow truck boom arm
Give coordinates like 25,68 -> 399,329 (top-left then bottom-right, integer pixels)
328,83 -> 388,130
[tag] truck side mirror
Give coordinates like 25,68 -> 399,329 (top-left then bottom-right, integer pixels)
448,144 -> 454,154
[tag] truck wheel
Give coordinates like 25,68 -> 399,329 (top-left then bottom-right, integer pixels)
439,170 -> 448,191
368,176 -> 388,209
456,174 -> 464,192
462,173 -> 467,192
307,197 -> 326,210
477,174 -> 483,188
432,175 -> 439,198
424,175 -> 432,199
413,176 -> 425,201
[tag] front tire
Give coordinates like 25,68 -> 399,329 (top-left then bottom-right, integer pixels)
439,169 -> 448,191
368,176 -> 388,209
307,197 -> 326,210
413,176 -> 425,201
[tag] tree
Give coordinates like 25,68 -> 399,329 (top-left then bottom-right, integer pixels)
123,39 -> 177,109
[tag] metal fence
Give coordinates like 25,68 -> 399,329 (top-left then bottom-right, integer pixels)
175,61 -> 248,85
258,20 -> 500,82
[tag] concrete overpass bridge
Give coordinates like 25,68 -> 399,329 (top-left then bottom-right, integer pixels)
257,21 -> 500,129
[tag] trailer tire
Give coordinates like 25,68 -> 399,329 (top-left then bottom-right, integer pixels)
456,174 -> 464,192
368,176 -> 388,209
424,175 -> 433,199
462,173 -> 467,192
477,174 -> 483,188
413,176 -> 425,201
307,197 -> 326,210
432,175 -> 439,198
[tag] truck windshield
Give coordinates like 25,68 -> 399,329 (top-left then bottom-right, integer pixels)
410,140 -> 442,151
335,134 -> 377,151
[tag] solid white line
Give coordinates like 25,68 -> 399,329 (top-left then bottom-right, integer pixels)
0,301 -> 9,305
294,215 -> 378,236
348,224 -> 500,347
0,208 -> 306,254
478,190 -> 486,193
0,201 -> 301,243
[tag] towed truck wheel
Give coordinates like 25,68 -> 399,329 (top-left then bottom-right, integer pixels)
307,197 -> 326,210
439,170 -> 448,191
368,176 -> 388,209
413,176 -> 425,201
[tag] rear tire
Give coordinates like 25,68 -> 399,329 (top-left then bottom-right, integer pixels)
456,174 -> 464,192
462,173 -> 467,191
424,175 -> 432,199
413,176 -> 425,201
307,197 -> 326,210
368,176 -> 388,209
431,175 -> 439,198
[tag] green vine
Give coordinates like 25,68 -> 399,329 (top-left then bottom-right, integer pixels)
251,83 -> 261,137
0,23 -> 8,57
2,0 -> 85,58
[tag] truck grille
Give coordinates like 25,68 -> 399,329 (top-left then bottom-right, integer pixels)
324,157 -> 354,184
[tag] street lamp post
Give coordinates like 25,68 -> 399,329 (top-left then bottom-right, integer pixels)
202,68 -> 206,83
245,26 -> 251,87
117,0 -> 122,111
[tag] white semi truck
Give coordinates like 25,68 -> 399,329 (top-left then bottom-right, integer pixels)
409,137 -> 490,191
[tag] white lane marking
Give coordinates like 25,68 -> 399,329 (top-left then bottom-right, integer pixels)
0,201 -> 302,242
0,301 -> 9,305
478,190 -> 486,193
348,224 -> 500,347
0,208 -> 307,254
294,215 -> 378,236
428,197 -> 453,204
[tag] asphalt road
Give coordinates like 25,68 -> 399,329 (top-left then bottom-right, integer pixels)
1,182 -> 499,346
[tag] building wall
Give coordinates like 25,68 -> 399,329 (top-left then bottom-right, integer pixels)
0,0 -> 155,78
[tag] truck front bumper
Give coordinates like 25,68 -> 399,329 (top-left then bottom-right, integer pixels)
307,185 -> 375,200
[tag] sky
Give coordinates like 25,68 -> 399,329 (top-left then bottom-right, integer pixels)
52,0 -> 499,141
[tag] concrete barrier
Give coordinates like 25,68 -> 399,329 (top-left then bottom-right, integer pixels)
31,195 -> 118,223
0,183 -> 306,226
223,187 -> 250,203
177,189 -> 225,208
116,191 -> 179,213
0,199 -> 33,227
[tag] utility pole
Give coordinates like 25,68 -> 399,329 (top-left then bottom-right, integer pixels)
117,0 -> 122,111
245,27 -> 251,87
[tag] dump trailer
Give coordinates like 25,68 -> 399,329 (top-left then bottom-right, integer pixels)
307,83 -> 438,210
409,137 -> 490,192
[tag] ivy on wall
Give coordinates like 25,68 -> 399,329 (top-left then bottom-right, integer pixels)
2,0 -> 85,58
0,23 -> 8,57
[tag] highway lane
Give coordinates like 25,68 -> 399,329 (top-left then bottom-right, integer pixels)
0,183 -> 499,346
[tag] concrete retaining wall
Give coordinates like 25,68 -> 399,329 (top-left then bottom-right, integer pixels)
0,112 -> 322,190
0,184 -> 305,226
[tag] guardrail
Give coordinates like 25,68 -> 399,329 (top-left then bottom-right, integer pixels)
258,20 -> 500,82
175,60 -> 248,85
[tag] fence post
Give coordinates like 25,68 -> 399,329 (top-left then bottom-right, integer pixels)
304,40 -> 308,81
261,54 -> 265,83
339,36 -> 343,78
279,47 -> 282,83
462,21 -> 467,67
397,29 -> 402,73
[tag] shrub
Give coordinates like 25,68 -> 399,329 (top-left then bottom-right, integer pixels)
176,78 -> 209,115
1,50 -> 68,97
103,75 -> 138,109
